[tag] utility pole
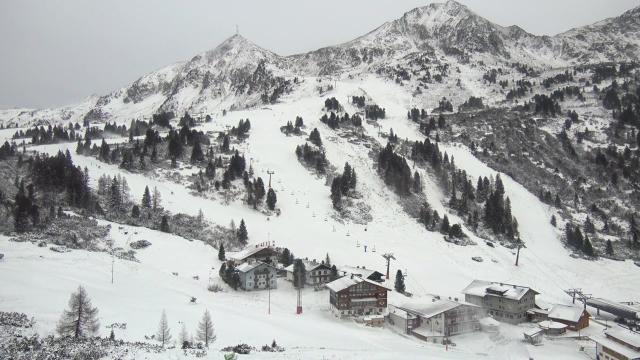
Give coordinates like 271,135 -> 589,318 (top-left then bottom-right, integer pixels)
515,238 -> 525,266
267,170 -> 275,188
296,268 -> 303,314
268,273 -> 271,315
382,253 -> 396,280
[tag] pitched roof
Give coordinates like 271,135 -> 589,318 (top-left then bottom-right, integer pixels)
284,260 -> 331,272
548,304 -> 587,323
236,261 -> 273,273
593,334 -> 640,359
231,246 -> 276,261
338,265 -> 383,279
606,327 -> 640,349
462,280 -> 538,301
325,276 -> 391,293
395,299 -> 479,319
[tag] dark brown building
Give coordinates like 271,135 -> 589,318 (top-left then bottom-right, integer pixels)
326,276 -> 390,318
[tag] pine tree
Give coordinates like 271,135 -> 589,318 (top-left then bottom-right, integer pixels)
325,253 -> 331,266
56,286 -> 100,338
131,204 -> 140,218
196,310 -> 216,348
266,188 -> 277,210
191,139 -> 204,163
160,215 -> 170,233
218,244 -> 226,261
109,328 -> 115,341
440,215 -> 450,234
280,248 -> 292,267
237,219 -> 248,242
583,235 -> 595,256
156,310 -> 172,347
606,239 -> 614,256
142,186 -> 152,208
152,186 -> 161,210
394,269 -> 405,293
330,265 -> 338,280
550,215 -> 557,227
13,181 -> 31,233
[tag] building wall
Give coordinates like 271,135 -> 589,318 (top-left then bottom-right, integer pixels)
240,266 -> 277,291
465,290 -> 535,324
329,282 -> 388,318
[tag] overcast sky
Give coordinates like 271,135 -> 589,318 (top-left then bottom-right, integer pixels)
1,0 -> 638,109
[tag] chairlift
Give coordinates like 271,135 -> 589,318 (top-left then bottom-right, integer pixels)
372,245 -> 377,253
356,240 -> 360,247
346,231 -> 351,237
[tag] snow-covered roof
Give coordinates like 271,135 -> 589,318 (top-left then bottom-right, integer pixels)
548,304 -> 587,323
338,265 -> 383,279
593,334 -> 640,359
524,328 -> 544,337
236,261 -> 272,273
606,327 -> 640,349
394,299 -> 478,319
231,246 -> 276,262
462,280 -> 538,301
325,276 -> 391,293
538,320 -> 568,330
284,260 -> 330,273
479,317 -> 500,327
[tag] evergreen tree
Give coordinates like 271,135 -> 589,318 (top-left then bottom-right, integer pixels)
160,215 -> 170,233
156,310 -> 172,347
440,215 -> 450,234
330,265 -> 338,281
412,171 -> 422,193
131,205 -> 140,218
280,248 -> 292,267
330,177 -> 342,209
394,269 -> 406,293
583,235 -> 595,256
13,181 -> 31,233
266,188 -> 277,210
550,215 -> 557,227
142,186 -> 152,208
109,329 -> 115,341
237,219 -> 248,242
152,187 -> 161,210
196,310 -> 216,348
325,253 -> 331,266
218,244 -> 226,261
56,286 -> 100,338
606,239 -> 614,256
309,128 -> 322,147
191,139 -> 204,163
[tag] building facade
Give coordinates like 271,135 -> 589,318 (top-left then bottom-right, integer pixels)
390,300 -> 482,340
285,261 -> 332,286
236,262 -> 278,291
327,276 -> 390,318
462,280 -> 538,324
594,328 -> 640,360
547,304 -> 590,331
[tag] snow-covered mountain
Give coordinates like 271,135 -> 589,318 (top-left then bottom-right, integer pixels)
3,0 -> 640,127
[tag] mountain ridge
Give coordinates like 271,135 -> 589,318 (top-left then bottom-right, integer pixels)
2,0 -> 639,126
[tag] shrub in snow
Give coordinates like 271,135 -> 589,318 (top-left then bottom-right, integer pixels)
129,240 -> 152,249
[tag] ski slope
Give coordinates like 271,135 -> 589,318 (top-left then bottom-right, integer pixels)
2,75 -> 639,359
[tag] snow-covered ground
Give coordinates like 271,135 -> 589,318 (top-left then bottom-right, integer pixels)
2,75 -> 639,359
